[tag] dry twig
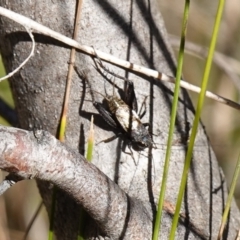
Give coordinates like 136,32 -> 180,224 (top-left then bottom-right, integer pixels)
0,6 -> 239,111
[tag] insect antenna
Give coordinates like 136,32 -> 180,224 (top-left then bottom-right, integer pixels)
73,68 -> 107,104
93,62 -> 121,93
92,48 -> 128,83
102,70 -> 116,98
91,89 -> 109,101
92,47 -> 127,90
92,49 -> 138,111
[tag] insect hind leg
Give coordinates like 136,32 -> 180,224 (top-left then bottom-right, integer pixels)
121,139 -> 138,165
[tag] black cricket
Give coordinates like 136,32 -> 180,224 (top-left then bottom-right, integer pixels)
84,56 -> 153,151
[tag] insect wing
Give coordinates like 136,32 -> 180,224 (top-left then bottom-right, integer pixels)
114,104 -> 133,132
124,80 -> 138,112
93,102 -> 118,129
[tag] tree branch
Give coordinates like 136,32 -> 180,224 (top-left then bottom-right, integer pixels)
0,172 -> 23,194
0,125 -> 151,239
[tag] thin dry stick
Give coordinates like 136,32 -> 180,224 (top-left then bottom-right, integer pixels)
59,0 -> 83,142
0,26 -> 35,82
22,2 -> 84,237
169,35 -> 240,92
0,7 -> 240,111
49,1 -> 84,239
22,201 -> 44,240
235,229 -> 240,240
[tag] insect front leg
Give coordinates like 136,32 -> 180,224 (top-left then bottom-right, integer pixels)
92,48 -> 138,111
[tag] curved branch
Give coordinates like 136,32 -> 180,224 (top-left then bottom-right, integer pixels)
0,26 -> 35,82
0,125 -> 151,239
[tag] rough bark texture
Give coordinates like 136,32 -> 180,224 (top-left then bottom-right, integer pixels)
0,0 -> 239,239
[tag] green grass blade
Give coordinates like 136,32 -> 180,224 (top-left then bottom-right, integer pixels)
218,153 -> 240,239
86,115 -> 94,162
169,0 -> 226,239
152,1 -> 190,239
78,116 -> 95,240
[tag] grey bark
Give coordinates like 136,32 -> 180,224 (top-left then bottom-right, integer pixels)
0,0 -> 239,239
